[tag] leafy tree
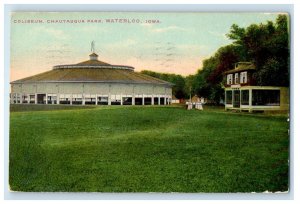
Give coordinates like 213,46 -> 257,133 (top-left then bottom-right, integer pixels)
141,15 -> 289,104
140,70 -> 188,99
193,45 -> 240,103
227,14 -> 289,86
194,14 -> 289,104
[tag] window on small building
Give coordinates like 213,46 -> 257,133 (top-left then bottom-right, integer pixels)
225,90 -> 232,104
234,73 -> 239,84
252,90 -> 280,106
227,74 -> 233,85
241,90 -> 249,105
240,72 -> 247,84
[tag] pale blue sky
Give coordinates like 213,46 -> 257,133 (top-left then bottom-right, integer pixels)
10,12 -> 281,81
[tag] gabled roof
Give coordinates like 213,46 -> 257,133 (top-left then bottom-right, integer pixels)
224,62 -> 256,74
89,53 -> 98,57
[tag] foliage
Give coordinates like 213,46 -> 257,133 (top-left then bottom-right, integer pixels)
227,15 -> 289,86
193,14 -> 289,103
141,70 -> 188,99
142,15 -> 289,103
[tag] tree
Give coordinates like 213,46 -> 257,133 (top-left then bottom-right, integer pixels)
141,15 -> 289,104
140,70 -> 188,99
192,45 -> 241,104
227,14 -> 289,86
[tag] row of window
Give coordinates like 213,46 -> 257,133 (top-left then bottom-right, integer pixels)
11,93 -> 171,105
225,90 -> 280,106
227,72 -> 247,85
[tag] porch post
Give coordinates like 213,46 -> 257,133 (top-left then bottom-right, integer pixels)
45,93 -> 48,104
231,90 -> 233,106
249,88 -> 252,106
249,88 -> 252,112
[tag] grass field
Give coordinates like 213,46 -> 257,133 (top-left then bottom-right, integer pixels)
9,104 -> 289,192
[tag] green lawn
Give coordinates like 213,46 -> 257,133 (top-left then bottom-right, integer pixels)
9,105 -> 289,192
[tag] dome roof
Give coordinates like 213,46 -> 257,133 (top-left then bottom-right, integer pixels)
52,52 -> 134,71
11,53 -> 172,86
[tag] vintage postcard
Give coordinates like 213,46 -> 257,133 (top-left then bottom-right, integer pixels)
9,12 -> 290,192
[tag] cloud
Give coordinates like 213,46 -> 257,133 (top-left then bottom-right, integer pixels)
105,38 -> 137,50
34,26 -> 70,40
151,26 -> 187,33
208,31 -> 228,40
140,23 -> 154,27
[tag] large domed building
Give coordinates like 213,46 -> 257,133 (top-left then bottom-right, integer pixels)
10,52 -> 173,106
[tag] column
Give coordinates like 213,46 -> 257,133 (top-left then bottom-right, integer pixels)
26,94 -> 29,104
35,93 -> 37,104
70,94 -> 73,105
142,94 -> 145,105
151,95 -> 154,105
108,93 -> 111,105
158,96 -> 161,105
132,85 -> 135,106
95,94 -> 98,105
120,94 -> 123,105
57,94 -> 60,105
164,88 -> 167,106
10,93 -> 13,104
132,94 -> 135,105
45,93 -> 48,104
249,88 -> 252,106
20,94 -> 23,104
249,88 -> 252,112
14,93 -> 17,104
82,94 -> 85,105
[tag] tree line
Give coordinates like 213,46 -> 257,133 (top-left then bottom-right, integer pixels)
141,15 -> 289,104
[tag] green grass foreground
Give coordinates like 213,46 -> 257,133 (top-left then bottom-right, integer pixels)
9,105 -> 289,192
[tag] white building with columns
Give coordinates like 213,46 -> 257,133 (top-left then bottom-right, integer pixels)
10,52 -> 173,106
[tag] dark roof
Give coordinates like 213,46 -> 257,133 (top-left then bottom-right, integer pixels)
11,68 -> 172,86
224,62 -> 256,74
89,53 -> 98,57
